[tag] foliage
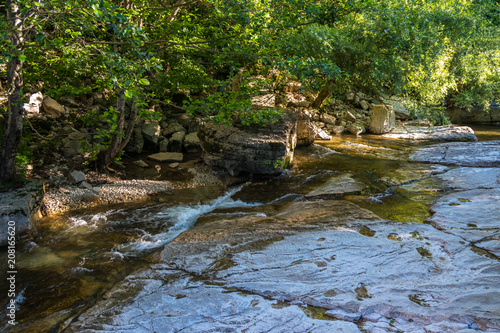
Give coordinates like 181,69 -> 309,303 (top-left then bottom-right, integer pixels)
239,108 -> 284,127
185,88 -> 253,125
1,0 -> 499,179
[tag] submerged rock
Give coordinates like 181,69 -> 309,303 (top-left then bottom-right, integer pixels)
306,173 -> 368,197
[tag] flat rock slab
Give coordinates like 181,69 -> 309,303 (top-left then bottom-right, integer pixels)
433,167 -> 500,190
306,173 -> 368,197
216,224 -> 500,333
147,152 -> 183,163
410,141 -> 500,167
427,188 -> 500,244
381,125 -> 477,141
67,269 -> 362,333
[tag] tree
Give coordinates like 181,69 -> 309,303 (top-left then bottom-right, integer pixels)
0,0 -> 24,184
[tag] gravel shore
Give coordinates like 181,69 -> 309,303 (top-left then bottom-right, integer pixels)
42,164 -> 226,216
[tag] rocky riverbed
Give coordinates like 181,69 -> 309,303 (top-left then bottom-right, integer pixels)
59,139 -> 500,333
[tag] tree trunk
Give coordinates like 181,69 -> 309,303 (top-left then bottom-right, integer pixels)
97,90 -> 138,168
311,80 -> 336,109
0,0 -> 24,184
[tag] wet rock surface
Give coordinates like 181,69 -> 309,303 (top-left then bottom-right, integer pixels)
382,125 -> 477,141
66,137 -> 500,333
0,181 -> 44,246
410,140 -> 500,167
67,268 -> 362,333
306,173 -> 368,197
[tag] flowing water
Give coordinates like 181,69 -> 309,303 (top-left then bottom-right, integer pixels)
1,127 -> 498,332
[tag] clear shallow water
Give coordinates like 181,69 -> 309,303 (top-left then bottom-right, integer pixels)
1,128 -> 498,331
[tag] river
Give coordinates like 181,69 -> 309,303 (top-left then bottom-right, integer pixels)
1,124 -> 499,332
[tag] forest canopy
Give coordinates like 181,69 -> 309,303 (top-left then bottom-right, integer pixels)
0,0 -> 499,182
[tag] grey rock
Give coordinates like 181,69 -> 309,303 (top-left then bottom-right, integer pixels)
80,191 -> 99,202
427,188 -> 500,244
333,125 -> 345,135
162,122 -> 185,137
80,181 -> 93,190
69,170 -> 85,183
141,121 -> 161,145
296,100 -> 310,108
321,113 -> 336,125
169,131 -> 186,152
169,162 -> 179,168
314,125 -> 332,140
147,152 -> 183,163
183,132 -> 201,153
67,269 -> 362,333
199,113 -> 297,176
446,102 -> 500,125
346,124 -> 366,135
290,108 -> 316,146
0,181 -> 44,246
369,104 -> 395,134
384,125 -> 477,142
218,224 -> 500,333
178,113 -> 193,128
434,167 -> 500,190
326,309 -> 362,322
132,160 -> 149,168
158,138 -> 169,152
345,110 -> 357,122
410,141 -> 499,166
360,100 -> 370,110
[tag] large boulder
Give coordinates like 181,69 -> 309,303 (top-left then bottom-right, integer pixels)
199,113 -> 297,176
369,104 -> 395,134
162,122 -> 186,137
183,132 -> 201,153
0,181 -> 45,247
42,96 -> 65,118
169,131 -> 186,152
289,108 -> 316,146
141,121 -> 161,145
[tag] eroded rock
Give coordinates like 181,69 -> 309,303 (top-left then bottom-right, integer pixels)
199,114 -> 297,176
